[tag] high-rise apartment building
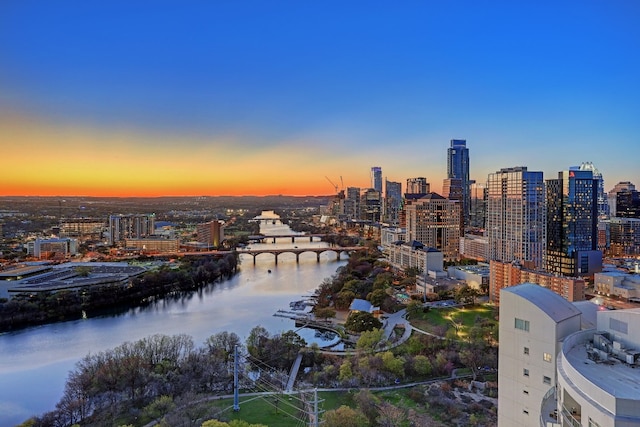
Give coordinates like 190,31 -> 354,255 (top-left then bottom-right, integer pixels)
197,220 -> 225,248
447,139 -> 472,226
343,187 -> 361,221
608,217 -> 640,256
361,188 -> 382,223
546,168 -> 602,277
579,161 -> 608,218
108,214 -> 156,245
384,179 -> 402,226
371,166 -> 382,193
608,181 -> 636,217
486,167 -> 546,269
405,177 -> 430,196
443,178 -> 464,237
404,193 -> 460,260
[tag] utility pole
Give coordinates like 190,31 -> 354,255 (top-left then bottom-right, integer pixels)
233,345 -> 240,411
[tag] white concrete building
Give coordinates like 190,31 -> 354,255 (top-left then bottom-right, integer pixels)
499,283 -> 640,427
499,283 -> 582,427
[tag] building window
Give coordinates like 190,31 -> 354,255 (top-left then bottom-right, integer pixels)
524,347 -> 530,355
523,368 -> 529,377
543,376 -> 551,384
523,409 -> 529,415
523,390 -> 529,395
543,352 -> 552,362
515,318 -> 530,331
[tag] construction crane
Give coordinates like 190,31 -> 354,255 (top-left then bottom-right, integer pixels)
325,176 -> 339,194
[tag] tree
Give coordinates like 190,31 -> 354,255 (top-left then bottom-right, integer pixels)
314,307 -> 336,322
246,325 -> 269,359
380,351 -> 404,378
377,402 -> 407,427
322,405 -> 369,427
345,311 -> 382,333
353,389 -> 380,425
338,359 -> 353,383
144,395 -> 175,422
205,331 -> 241,364
367,288 -> 387,307
356,328 -> 385,353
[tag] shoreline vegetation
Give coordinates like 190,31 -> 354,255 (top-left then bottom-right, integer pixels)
0,253 -> 239,333
15,245 -> 499,426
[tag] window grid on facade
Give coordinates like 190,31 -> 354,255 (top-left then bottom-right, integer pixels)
543,352 -> 552,362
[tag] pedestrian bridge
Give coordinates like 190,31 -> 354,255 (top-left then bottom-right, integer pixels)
240,246 -> 364,264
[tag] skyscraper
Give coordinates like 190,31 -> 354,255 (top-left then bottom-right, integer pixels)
344,187 -> 361,220
545,168 -> 602,277
404,193 -> 461,260
108,214 -> 156,245
384,179 -> 402,226
405,177 -> 430,196
579,161 -> 608,218
447,139 -> 472,226
371,166 -> 382,193
486,167 -> 546,269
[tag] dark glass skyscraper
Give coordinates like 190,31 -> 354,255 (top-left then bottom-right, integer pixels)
447,139 -> 472,226
384,179 -> 402,225
545,168 -> 601,276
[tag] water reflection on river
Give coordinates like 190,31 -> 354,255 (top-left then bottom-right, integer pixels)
0,214 -> 346,426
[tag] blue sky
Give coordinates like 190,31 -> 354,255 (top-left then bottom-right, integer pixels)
1,1 -> 638,196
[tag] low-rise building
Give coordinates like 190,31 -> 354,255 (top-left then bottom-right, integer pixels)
594,271 -> 640,301
490,259 -> 585,305
447,263 -> 489,291
124,238 -> 180,254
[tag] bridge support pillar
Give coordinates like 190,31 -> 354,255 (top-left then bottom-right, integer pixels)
317,253 -> 321,263
292,236 -> 295,243
274,254 -> 278,265
252,255 -> 256,265
272,238 -> 276,244
310,236 -> 313,242
337,252 -> 341,261
296,253 -> 300,263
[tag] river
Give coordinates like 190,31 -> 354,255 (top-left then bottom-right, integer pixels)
0,212 -> 346,426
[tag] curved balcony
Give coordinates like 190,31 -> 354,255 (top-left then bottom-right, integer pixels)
539,386 -> 560,427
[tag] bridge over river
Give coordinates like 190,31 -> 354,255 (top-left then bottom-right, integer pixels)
240,245 -> 364,264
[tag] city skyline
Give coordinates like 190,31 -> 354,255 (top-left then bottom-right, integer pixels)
1,2 -> 639,197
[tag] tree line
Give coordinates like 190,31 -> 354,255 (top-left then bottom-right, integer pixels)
0,253 -> 238,332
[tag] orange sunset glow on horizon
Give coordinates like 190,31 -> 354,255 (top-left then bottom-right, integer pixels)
1,114 -> 398,198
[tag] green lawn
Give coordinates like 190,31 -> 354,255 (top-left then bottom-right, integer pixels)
205,390 -> 355,427
407,304 -> 497,337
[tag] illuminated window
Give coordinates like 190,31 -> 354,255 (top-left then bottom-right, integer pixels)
543,352 -> 552,362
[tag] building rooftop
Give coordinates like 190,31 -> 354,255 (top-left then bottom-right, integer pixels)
564,333 -> 640,400
503,283 -> 582,323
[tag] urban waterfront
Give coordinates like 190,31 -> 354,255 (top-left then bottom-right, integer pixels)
0,216 -> 346,426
